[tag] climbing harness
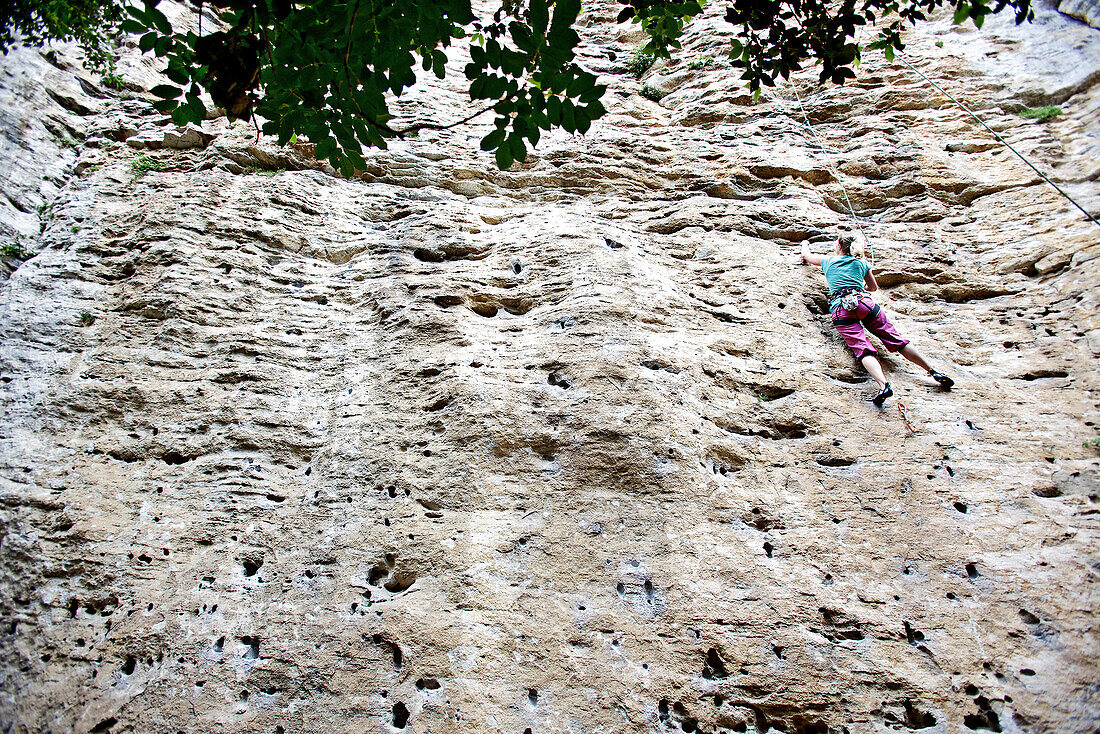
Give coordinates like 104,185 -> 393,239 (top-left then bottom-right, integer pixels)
829,290 -> 880,325
897,401 -> 917,435
895,54 -> 1100,232
829,286 -> 870,313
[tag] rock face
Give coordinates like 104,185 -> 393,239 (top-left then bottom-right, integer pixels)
1,2 -> 1099,733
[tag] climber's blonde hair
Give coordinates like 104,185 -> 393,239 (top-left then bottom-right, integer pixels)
838,233 -> 867,261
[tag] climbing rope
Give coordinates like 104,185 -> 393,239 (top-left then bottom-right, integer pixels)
788,82 -> 876,267
895,53 -> 1100,232
897,401 -> 917,435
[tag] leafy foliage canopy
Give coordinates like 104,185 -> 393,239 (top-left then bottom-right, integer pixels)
2,0 -> 1032,173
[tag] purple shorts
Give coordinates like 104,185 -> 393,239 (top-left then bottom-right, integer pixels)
831,297 -> 909,361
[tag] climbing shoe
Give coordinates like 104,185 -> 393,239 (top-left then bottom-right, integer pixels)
930,370 -> 954,389
872,383 -> 893,407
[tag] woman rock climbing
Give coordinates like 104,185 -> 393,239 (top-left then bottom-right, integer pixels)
801,235 -> 954,406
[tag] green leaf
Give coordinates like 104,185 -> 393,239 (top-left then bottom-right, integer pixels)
495,143 -> 513,169
138,32 -> 157,52
530,0 -> 549,35
579,84 -> 605,103
561,99 -> 575,132
152,99 -> 178,113
509,134 -> 527,162
547,95 -> 562,125
884,45 -> 895,61
973,10 -> 986,26
145,2 -> 173,34
480,128 -> 506,151
120,19 -> 145,35
953,2 -> 970,24
170,106 -> 192,124
470,75 -> 488,99
511,22 -> 534,53
566,72 -> 594,97
576,110 -> 591,134
185,92 -> 205,120
165,65 -> 189,84
150,84 -> 181,98
315,137 -> 336,159
432,50 -> 447,79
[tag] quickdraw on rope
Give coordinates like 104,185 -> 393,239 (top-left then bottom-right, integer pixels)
897,401 -> 917,435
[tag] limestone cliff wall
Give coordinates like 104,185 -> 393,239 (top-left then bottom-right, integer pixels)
1,1 -> 1098,732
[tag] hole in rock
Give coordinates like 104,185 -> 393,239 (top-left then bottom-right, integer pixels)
391,643 -> 403,670
528,688 -> 538,706
903,700 -> 937,729
415,677 -> 440,690
963,707 -> 1001,731
471,303 -> 499,318
702,648 -> 729,678
368,564 -> 388,586
954,502 -> 968,513
1018,609 -> 1040,625
966,563 -> 978,579
121,655 -> 136,675
817,456 -> 856,467
392,702 -> 410,729
1020,668 -> 1035,676
243,559 -> 262,577
413,248 -> 443,262
162,450 -> 191,465
433,295 -> 463,308
763,542 -> 774,558
241,636 -> 260,659
383,572 -> 417,593
90,718 -> 118,733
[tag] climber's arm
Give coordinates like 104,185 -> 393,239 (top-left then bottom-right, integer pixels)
800,241 -> 823,266
864,269 -> 879,292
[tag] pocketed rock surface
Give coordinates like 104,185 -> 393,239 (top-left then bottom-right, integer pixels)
1,1 -> 1099,733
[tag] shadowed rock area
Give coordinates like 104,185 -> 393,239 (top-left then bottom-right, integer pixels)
1,1 -> 1098,732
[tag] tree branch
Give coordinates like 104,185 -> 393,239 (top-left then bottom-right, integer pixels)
391,102 -> 498,137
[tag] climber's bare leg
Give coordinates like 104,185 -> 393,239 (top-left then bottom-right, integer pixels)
860,355 -> 888,389
899,344 -> 934,373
